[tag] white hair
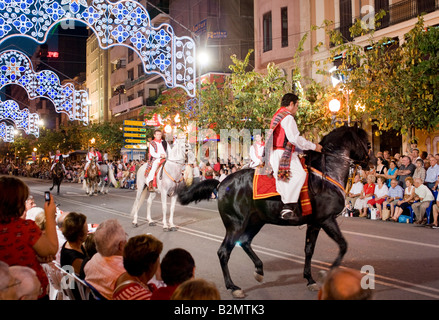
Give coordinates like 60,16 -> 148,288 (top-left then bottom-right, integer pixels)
9,266 -> 41,300
0,261 -> 10,290
25,207 -> 44,221
94,219 -> 126,256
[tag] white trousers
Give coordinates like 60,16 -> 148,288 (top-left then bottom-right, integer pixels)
51,163 -> 66,172
146,159 -> 161,184
85,161 -> 100,171
269,150 -> 306,204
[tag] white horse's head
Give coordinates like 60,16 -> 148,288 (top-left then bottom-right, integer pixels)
168,138 -> 188,162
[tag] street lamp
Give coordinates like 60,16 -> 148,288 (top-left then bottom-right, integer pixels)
329,99 -> 341,128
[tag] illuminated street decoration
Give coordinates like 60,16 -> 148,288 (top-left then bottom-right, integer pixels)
0,50 -> 89,124
0,100 -> 40,136
0,121 -> 15,142
0,0 -> 196,97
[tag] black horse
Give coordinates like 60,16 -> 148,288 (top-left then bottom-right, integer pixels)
50,162 -> 64,195
177,126 -> 372,298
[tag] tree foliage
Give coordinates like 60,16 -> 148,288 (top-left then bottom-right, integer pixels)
324,15 -> 439,135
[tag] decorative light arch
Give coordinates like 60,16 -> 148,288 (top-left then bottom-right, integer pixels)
0,0 -> 196,97
0,121 -> 15,142
0,50 -> 89,124
0,99 -> 40,136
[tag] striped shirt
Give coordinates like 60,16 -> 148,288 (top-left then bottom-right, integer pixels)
113,281 -> 154,300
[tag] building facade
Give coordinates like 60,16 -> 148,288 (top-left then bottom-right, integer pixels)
254,0 -> 439,155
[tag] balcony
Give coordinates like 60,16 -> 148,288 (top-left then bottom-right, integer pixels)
335,0 -> 438,42
110,96 -> 144,115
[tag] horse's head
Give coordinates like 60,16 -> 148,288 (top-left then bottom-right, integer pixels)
320,125 -> 371,169
168,138 -> 187,162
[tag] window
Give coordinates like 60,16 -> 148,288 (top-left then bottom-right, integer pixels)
339,0 -> 353,41
137,90 -> 144,99
263,12 -> 272,52
240,0 -> 253,17
127,68 -> 134,81
374,0 -> 389,28
128,49 -> 134,63
149,88 -> 157,98
137,63 -> 144,77
281,7 -> 288,48
208,0 -> 218,17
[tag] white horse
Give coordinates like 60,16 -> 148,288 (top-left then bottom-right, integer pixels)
130,138 -> 193,231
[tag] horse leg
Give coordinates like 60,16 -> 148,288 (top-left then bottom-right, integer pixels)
146,192 -> 156,226
321,217 -> 348,269
239,222 -> 265,283
57,182 -> 60,195
303,224 -> 321,291
160,192 -> 169,231
217,230 -> 245,298
168,195 -> 178,231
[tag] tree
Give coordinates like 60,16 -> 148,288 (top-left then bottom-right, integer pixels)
323,15 -> 439,136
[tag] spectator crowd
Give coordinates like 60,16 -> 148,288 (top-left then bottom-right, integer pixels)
346,147 -> 439,228
1,143 -> 438,301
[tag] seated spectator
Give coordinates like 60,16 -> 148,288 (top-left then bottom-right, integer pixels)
374,157 -> 387,176
383,179 -> 404,219
55,211 -> 68,263
25,206 -> 44,222
0,261 -> 16,300
413,159 -> 426,183
113,234 -> 163,300
385,160 -> 398,187
392,177 -> 416,222
151,248 -> 195,300
412,178 -> 435,225
430,191 -> 438,228
0,176 -> 58,300
170,278 -> 221,300
367,176 -> 388,216
84,219 -> 127,300
424,156 -> 439,190
23,195 -> 36,218
397,156 -> 416,188
346,173 -> 363,209
9,265 -> 41,300
318,267 -> 373,300
0,262 -> 41,300
354,175 -> 376,218
60,212 -> 87,275
79,233 -> 97,280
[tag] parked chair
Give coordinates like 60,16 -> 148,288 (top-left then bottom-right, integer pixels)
42,262 -> 65,300
54,263 -> 92,300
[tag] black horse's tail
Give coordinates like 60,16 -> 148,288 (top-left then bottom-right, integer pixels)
177,179 -> 220,205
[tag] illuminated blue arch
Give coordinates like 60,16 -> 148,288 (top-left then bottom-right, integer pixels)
0,50 -> 89,124
0,100 -> 40,136
0,121 -> 15,142
0,0 -> 196,97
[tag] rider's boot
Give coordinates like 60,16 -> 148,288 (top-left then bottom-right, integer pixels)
280,203 -> 301,220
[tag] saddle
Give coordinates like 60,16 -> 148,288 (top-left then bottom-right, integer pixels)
145,158 -> 166,188
252,158 -> 312,216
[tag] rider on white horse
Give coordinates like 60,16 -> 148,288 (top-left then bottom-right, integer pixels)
84,146 -> 101,178
146,129 -> 168,191
50,149 -> 67,174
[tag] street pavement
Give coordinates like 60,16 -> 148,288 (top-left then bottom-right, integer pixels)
20,176 -> 439,301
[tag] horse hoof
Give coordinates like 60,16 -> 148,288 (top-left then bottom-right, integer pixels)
163,227 -> 169,232
132,223 -> 138,228
254,272 -> 264,283
231,289 -> 246,299
148,222 -> 157,226
307,283 -> 320,292
169,226 -> 178,232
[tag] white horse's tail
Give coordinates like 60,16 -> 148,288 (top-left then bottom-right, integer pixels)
108,166 -> 118,188
130,186 -> 148,217
82,179 -> 86,190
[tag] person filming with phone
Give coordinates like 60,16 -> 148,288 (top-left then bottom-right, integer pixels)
0,177 -> 58,300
